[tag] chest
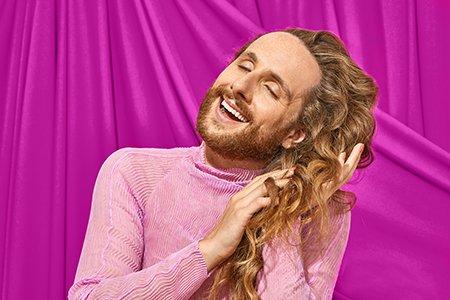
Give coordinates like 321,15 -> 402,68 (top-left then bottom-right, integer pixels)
142,172 -> 242,264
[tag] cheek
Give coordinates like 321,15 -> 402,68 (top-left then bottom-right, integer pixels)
254,92 -> 286,115
253,99 -> 285,127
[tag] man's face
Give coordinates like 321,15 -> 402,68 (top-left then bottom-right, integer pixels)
196,32 -> 321,164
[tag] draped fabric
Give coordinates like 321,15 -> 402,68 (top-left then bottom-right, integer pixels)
0,0 -> 449,299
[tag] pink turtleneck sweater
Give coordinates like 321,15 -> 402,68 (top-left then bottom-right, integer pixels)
68,143 -> 351,299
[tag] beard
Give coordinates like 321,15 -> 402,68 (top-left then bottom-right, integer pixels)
196,84 -> 294,166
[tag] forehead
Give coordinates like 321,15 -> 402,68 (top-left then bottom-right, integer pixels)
244,32 -> 321,101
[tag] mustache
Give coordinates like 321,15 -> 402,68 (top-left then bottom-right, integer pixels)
209,85 -> 253,120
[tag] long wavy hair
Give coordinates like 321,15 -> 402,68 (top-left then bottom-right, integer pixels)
207,28 -> 378,299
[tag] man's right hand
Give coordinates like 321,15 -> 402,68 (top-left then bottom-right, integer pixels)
198,167 -> 295,272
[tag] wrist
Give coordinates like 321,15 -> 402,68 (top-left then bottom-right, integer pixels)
198,238 -> 223,273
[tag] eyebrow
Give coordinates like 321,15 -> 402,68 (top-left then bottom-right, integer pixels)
242,51 -> 293,100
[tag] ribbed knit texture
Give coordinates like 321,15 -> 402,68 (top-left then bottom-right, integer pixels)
68,142 -> 351,299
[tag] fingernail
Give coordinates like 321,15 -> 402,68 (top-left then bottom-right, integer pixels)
284,168 -> 295,177
359,144 -> 364,153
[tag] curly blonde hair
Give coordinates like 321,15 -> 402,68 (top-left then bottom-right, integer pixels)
207,28 -> 378,299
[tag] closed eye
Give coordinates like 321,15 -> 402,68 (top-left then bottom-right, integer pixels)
264,84 -> 278,99
237,60 -> 254,72
238,65 -> 251,72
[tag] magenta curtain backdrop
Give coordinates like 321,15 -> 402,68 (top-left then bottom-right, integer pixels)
1,0 -> 449,299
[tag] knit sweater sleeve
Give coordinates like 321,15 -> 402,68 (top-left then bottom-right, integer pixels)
257,211 -> 351,300
68,148 -> 209,300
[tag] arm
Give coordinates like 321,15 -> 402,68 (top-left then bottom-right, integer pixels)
257,211 -> 351,300
305,211 -> 351,299
257,145 -> 361,299
68,149 -> 209,300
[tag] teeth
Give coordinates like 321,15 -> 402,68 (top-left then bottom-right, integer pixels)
221,100 -> 249,122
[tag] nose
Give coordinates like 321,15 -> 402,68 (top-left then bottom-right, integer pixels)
230,73 -> 256,104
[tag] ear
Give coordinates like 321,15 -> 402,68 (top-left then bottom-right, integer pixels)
281,128 -> 305,149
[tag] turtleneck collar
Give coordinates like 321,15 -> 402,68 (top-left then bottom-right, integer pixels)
192,142 -> 264,183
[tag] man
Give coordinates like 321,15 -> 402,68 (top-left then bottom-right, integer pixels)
69,28 -> 377,299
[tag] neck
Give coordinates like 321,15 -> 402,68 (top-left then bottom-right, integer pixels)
203,143 -> 265,170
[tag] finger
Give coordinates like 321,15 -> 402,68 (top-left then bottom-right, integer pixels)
244,196 -> 271,216
322,146 -> 362,197
342,143 -> 364,181
273,178 -> 291,188
240,178 -> 290,207
238,168 -> 295,199
344,143 -> 363,168
322,180 -> 334,191
338,152 -> 346,166
254,168 -> 295,184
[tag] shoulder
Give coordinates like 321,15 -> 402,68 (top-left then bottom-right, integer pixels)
102,145 -> 198,170
95,145 -> 200,208
97,145 -> 199,190
330,205 -> 352,236
106,145 -> 197,159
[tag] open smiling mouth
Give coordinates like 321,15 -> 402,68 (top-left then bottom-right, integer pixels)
219,98 -> 250,123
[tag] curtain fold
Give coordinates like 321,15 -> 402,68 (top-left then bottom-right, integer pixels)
0,0 -> 449,299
